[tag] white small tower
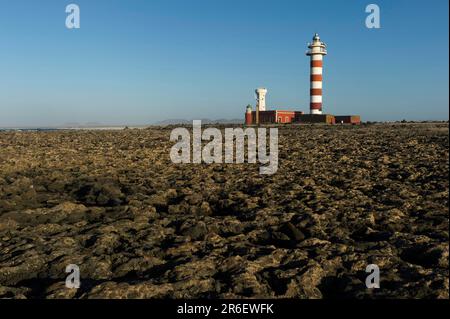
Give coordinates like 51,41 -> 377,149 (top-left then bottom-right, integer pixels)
306,33 -> 327,115
255,88 -> 268,111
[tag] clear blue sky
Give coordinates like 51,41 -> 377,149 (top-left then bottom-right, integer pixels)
0,0 -> 448,126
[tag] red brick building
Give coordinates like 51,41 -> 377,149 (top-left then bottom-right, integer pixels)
247,110 -> 304,124
245,111 -> 363,125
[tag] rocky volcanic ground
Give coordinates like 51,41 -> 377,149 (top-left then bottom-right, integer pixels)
0,123 -> 448,299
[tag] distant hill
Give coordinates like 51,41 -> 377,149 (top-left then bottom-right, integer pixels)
154,118 -> 243,125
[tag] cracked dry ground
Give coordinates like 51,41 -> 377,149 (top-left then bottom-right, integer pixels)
0,123 -> 448,299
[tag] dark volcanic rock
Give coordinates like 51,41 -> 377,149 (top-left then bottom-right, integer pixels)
73,182 -> 124,206
0,124 -> 448,299
280,222 -> 306,242
180,221 -> 208,241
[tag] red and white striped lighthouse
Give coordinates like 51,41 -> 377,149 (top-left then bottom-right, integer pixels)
306,33 -> 327,114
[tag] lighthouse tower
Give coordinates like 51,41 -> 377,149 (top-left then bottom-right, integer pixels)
245,104 -> 253,125
306,33 -> 327,114
255,88 -> 267,111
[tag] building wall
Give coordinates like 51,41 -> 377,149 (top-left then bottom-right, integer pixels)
295,114 -> 335,124
275,111 -> 296,123
259,111 -> 276,123
250,111 -> 276,124
249,110 -> 300,124
335,115 -> 361,124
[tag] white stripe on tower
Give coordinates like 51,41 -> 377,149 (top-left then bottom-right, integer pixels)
311,67 -> 323,75
311,81 -> 322,89
311,95 -> 322,103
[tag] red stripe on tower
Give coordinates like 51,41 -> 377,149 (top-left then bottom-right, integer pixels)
310,89 -> 322,96
310,74 -> 323,81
